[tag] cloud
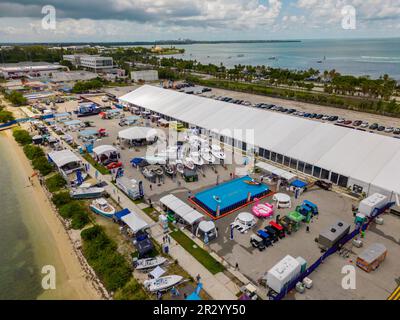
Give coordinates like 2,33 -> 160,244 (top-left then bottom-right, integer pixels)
0,0 -> 282,29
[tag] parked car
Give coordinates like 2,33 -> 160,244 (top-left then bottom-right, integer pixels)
369,123 -> 379,130
353,120 -> 362,126
343,120 -> 353,125
393,128 -> 400,135
328,116 -> 339,121
377,126 -> 386,132
322,115 -> 330,120
360,121 -> 369,128
106,161 -> 123,170
336,118 -> 345,123
315,114 -> 324,119
385,127 -> 394,133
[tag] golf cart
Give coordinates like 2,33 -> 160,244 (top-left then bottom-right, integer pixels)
250,234 -> 266,251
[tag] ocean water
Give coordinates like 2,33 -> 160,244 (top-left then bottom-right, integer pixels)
168,38 -> 400,80
0,133 -> 80,300
0,133 -> 43,299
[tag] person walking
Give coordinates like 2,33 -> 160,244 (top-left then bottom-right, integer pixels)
235,262 -> 239,271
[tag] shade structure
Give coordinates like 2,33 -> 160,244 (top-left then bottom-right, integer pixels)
197,220 -> 216,233
273,193 -> 291,203
256,162 -> 297,182
114,208 -> 131,220
121,211 -> 149,233
93,145 -> 118,157
160,194 -> 203,225
291,179 -> 308,188
237,212 -> 254,224
119,85 -> 400,200
48,150 -> 81,168
118,126 -> 158,141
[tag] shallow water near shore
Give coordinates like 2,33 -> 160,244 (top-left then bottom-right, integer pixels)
0,132 -> 81,300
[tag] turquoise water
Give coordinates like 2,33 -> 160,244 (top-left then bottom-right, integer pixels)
169,38 -> 400,80
0,134 -> 43,300
194,176 -> 269,214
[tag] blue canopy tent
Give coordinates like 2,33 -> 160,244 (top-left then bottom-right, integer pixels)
291,179 -> 308,189
186,283 -> 202,300
114,208 -> 131,221
79,129 -> 98,137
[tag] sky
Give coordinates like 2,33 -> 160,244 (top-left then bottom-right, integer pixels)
0,0 -> 399,42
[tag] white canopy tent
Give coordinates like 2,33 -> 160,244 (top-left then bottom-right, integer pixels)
118,126 -> 158,142
48,150 -> 81,168
255,162 -> 297,182
160,194 -> 203,226
121,211 -> 149,233
119,85 -> 400,201
93,145 -> 119,157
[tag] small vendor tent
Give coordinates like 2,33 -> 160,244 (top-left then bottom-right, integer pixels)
121,211 -> 149,233
160,194 -> 203,226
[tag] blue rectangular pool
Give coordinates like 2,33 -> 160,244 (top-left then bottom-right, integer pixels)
192,176 -> 269,218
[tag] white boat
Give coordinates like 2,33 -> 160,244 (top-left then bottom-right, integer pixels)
70,186 -> 105,199
144,275 -> 183,292
211,144 -> 226,160
135,256 -> 167,270
201,148 -> 216,163
190,152 -> 204,166
175,160 -> 185,173
183,157 -> 195,170
89,198 -> 115,218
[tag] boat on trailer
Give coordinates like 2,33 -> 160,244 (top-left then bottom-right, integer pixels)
89,198 -> 115,218
144,275 -> 183,292
135,256 -> 167,270
70,184 -> 105,199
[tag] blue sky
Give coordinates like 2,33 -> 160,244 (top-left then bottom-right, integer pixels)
0,0 -> 399,42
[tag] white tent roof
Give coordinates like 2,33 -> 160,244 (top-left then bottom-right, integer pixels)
48,150 -> 81,168
118,126 -> 158,141
121,211 -> 149,233
198,220 -> 216,233
255,162 -> 297,182
149,266 -> 166,279
93,145 -> 118,156
119,85 -> 400,195
160,194 -> 203,225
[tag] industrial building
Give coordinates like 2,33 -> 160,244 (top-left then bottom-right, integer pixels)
63,54 -> 113,72
0,62 -> 66,79
118,85 -> 400,201
131,70 -> 159,82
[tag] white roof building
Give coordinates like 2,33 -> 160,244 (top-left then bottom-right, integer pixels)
119,85 -> 400,201
118,126 -> 158,142
48,150 -> 81,168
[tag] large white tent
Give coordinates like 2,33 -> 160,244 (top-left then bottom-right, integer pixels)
48,150 -> 81,168
118,126 -> 158,142
119,85 -> 400,201
160,194 -> 203,226
121,211 -> 149,233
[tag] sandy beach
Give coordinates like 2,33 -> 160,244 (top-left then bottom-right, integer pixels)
1,129 -> 101,300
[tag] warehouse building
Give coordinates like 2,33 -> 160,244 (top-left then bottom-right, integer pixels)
131,70 -> 159,82
119,85 -> 400,201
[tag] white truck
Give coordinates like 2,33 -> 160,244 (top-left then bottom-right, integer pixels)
358,193 -> 388,217
116,177 -> 143,200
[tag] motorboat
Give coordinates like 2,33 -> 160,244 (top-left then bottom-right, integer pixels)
89,198 -> 115,218
189,152 -> 204,166
70,184 -> 105,199
175,160 -> 185,174
183,157 -> 195,170
201,149 -> 216,163
164,164 -> 175,176
135,256 -> 167,270
144,275 -> 183,292
211,144 -> 226,160
142,167 -> 155,179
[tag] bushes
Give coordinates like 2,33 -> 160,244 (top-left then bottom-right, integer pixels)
114,278 -> 148,300
32,156 -> 53,176
4,90 -> 27,106
13,129 -> 32,145
0,107 -> 14,123
45,173 -> 67,192
59,201 -> 90,229
23,144 -> 45,160
81,225 -> 132,292
51,191 -> 72,208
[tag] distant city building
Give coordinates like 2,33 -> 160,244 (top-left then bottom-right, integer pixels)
62,54 -> 114,72
0,62 -> 66,79
50,71 -> 99,83
131,70 -> 159,82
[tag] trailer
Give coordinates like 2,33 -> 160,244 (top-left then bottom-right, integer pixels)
358,193 -> 388,218
356,243 -> 387,273
266,255 -> 302,294
269,221 -> 285,238
116,177 -> 144,200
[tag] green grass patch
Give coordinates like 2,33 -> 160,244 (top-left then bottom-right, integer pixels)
81,225 -> 133,292
23,144 -> 45,160
59,201 -> 90,229
12,128 -> 32,145
82,152 -> 110,175
45,173 -> 67,193
51,191 -> 72,208
114,278 -> 149,300
169,227 -> 224,275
